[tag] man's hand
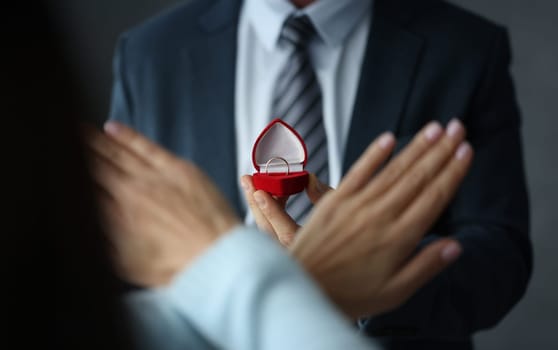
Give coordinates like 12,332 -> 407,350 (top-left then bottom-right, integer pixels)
241,173 -> 332,246
244,120 -> 472,318
86,118 -> 471,321
85,122 -> 240,287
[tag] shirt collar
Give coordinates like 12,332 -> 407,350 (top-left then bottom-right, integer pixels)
245,0 -> 373,51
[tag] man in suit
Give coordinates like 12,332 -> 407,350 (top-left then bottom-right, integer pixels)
109,0 -> 532,348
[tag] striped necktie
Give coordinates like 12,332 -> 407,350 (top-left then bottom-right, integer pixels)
272,15 -> 329,223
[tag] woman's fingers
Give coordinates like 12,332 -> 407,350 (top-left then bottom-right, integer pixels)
336,132 -> 396,196
85,124 -> 149,176
380,239 -> 462,313
88,150 -> 128,197
359,121 -> 444,201
376,119 -> 466,216
254,190 -> 300,247
104,121 -> 176,171
395,140 -> 473,243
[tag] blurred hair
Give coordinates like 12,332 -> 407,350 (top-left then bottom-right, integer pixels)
4,1 -> 132,348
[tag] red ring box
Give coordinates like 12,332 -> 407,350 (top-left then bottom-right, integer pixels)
252,119 -> 309,196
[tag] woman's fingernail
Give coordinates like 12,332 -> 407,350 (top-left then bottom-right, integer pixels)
424,122 -> 443,141
446,119 -> 463,138
240,178 -> 249,191
104,121 -> 121,135
455,142 -> 471,160
441,242 -> 462,262
254,192 -> 266,208
378,132 -> 395,149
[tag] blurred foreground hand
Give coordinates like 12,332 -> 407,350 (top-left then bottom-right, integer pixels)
86,120 -> 471,320
85,122 -> 240,287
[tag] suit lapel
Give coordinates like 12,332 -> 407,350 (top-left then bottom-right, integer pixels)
343,4 -> 424,172
184,0 -> 244,216
182,0 -> 425,212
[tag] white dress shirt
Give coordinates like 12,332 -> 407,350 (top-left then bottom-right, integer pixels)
235,0 -> 373,220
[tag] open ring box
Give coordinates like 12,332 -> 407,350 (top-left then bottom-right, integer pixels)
252,118 -> 309,196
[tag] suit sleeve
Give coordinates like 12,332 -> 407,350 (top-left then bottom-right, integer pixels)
108,34 -> 135,126
361,29 -> 532,340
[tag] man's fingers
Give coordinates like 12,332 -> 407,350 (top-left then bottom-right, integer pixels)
381,239 -> 462,312
306,173 -> 333,204
396,141 -> 473,242
377,119 -> 466,215
336,132 -> 395,196
241,175 -> 299,246
240,175 -> 276,237
104,121 -> 176,170
272,195 -> 290,210
360,121 -> 444,201
253,190 -> 300,247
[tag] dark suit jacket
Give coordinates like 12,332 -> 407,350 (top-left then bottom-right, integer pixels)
109,0 -> 532,349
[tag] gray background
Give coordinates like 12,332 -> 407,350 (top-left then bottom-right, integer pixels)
53,1 -> 558,348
